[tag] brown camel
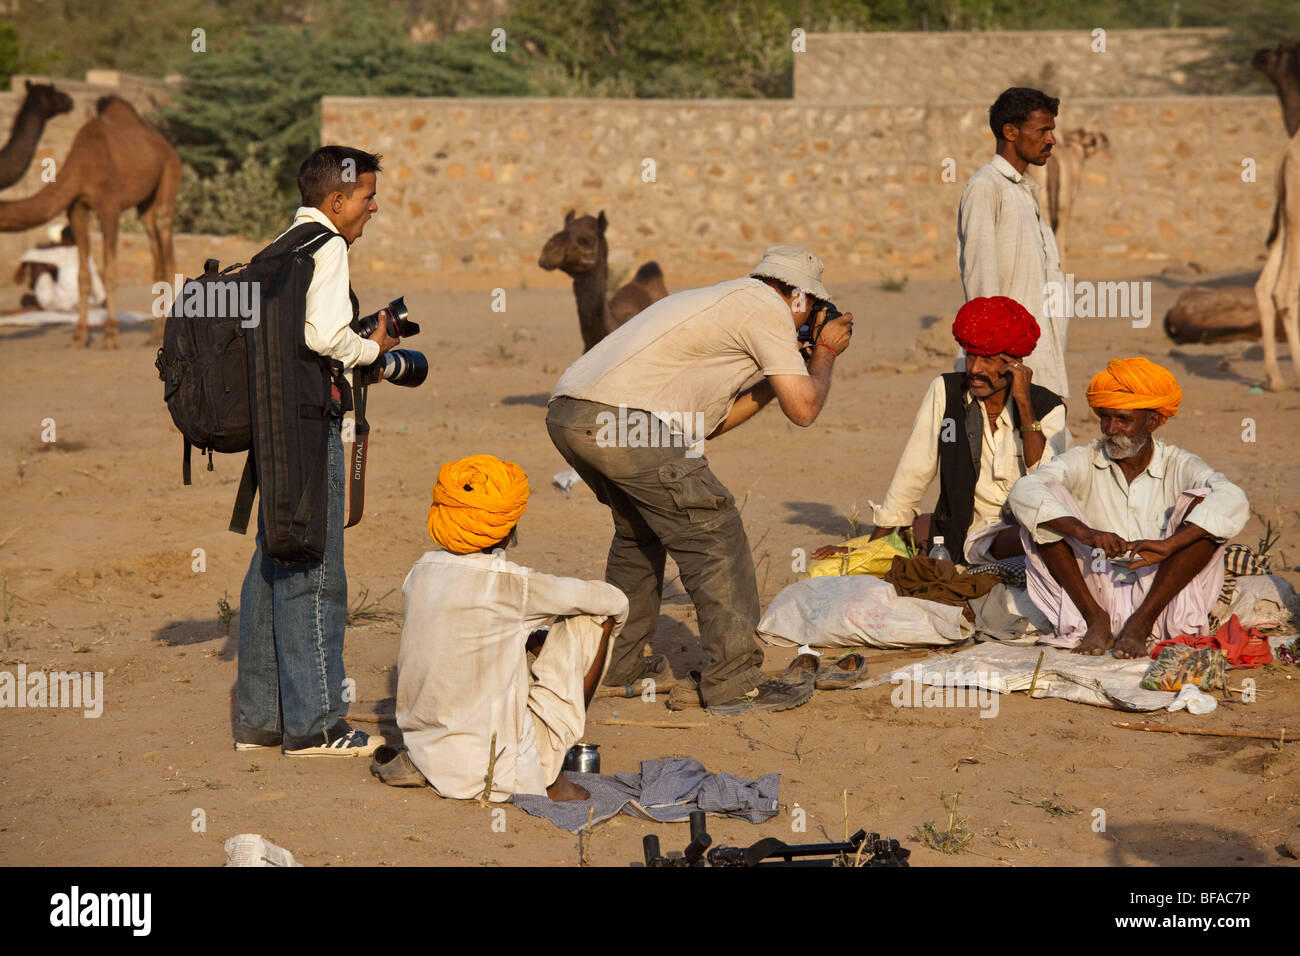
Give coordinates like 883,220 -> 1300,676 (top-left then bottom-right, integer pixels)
0,95 -> 180,348
1026,127 -> 1109,260
0,81 -> 73,190
538,210 -> 667,352
1254,43 -> 1300,390
1253,42 -> 1300,136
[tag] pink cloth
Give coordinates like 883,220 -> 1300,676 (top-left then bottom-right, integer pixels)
1019,482 -> 1224,650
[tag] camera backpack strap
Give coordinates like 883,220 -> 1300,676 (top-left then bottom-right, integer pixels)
346,381 -> 369,528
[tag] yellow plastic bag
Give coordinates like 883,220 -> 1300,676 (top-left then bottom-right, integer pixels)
807,533 -> 907,578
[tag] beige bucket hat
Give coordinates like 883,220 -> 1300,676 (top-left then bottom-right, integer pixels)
750,245 -> 834,304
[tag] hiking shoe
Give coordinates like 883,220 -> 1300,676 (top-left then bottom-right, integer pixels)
603,653 -> 670,689
706,677 -> 815,716
285,728 -> 385,757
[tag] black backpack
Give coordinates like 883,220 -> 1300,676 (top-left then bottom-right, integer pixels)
156,222 -> 343,561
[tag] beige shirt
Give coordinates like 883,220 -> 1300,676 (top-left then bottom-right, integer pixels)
957,155 -> 1070,398
1009,438 -> 1249,545
550,278 -> 809,435
396,549 -> 628,800
874,375 -> 1068,537
280,206 -> 380,384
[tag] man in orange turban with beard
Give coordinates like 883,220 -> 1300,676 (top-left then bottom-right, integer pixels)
382,454 -> 628,802
1009,358 -> 1249,658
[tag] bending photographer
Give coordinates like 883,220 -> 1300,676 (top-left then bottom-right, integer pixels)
546,245 -> 852,716
234,146 -> 399,757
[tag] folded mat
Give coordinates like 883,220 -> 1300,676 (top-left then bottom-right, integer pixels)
510,757 -> 780,833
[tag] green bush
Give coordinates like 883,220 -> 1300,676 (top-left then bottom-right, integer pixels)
174,144 -> 287,240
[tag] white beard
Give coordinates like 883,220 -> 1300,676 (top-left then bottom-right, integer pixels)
1105,433 -> 1150,460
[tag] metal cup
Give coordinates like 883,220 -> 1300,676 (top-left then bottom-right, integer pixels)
562,743 -> 600,774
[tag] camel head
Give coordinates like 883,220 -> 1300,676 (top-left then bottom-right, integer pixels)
1252,42 -> 1300,87
23,80 -> 73,121
1067,128 -> 1110,158
538,209 -> 608,277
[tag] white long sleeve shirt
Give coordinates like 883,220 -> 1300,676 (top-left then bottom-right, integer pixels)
396,549 -> 629,800
957,154 -> 1070,397
279,206 -> 379,379
1008,438 -> 1249,545
874,375 -> 1068,532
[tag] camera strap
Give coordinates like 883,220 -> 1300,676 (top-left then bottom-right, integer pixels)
346,381 -> 369,528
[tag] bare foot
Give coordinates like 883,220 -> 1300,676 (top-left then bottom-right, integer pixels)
1112,621 -> 1151,660
546,773 -> 589,802
1071,617 -> 1114,656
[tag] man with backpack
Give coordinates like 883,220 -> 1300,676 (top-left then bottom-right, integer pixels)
233,146 -> 399,756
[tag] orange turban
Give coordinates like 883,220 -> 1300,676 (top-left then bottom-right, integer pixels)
427,454 -> 530,554
952,296 -> 1040,358
1086,357 -> 1182,422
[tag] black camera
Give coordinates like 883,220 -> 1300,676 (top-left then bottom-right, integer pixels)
351,296 -> 428,387
797,299 -> 844,360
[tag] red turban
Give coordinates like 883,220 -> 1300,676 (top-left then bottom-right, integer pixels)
952,296 -> 1040,358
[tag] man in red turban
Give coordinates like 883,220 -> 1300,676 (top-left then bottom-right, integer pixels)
814,296 -> 1067,567
383,454 -> 629,803
1009,358 -> 1249,658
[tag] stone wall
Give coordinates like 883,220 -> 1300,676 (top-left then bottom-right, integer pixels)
793,29 -> 1226,105
321,93 -> 1286,293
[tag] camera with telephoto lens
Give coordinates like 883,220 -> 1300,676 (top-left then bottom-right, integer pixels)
351,296 -> 429,387
797,299 -> 843,361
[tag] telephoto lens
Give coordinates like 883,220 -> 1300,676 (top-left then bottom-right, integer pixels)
373,348 -> 428,387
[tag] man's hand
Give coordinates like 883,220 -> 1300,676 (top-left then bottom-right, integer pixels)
811,545 -> 850,560
368,310 -> 400,354
815,312 -> 854,356
1007,358 -> 1033,404
1125,538 -> 1174,569
1080,528 -> 1130,558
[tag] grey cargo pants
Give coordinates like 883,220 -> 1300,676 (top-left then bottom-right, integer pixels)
546,397 -> 765,707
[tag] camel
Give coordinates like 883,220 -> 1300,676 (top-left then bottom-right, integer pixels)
538,210 -> 667,351
0,95 -> 180,348
1253,42 -> 1300,136
0,81 -> 73,190
1026,128 -> 1109,260
1254,44 -> 1300,390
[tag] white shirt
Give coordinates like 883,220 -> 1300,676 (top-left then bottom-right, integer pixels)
1009,438 -> 1249,545
21,245 -> 105,308
957,155 -> 1070,397
396,549 -> 628,800
874,375 -> 1068,532
278,207 -> 380,381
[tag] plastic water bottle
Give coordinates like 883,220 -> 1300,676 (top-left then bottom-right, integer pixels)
928,535 -> 953,563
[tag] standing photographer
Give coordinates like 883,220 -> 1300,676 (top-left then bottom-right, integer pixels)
546,246 -> 852,715
234,146 -> 399,756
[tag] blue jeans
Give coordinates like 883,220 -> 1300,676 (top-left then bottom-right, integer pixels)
235,418 -> 349,749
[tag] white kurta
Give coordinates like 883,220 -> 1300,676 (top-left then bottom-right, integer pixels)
1008,439 -> 1249,546
873,375 -> 1068,562
957,154 -> 1070,398
396,549 -> 628,800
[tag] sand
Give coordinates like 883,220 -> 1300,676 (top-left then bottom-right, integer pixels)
1,257 -> 1297,867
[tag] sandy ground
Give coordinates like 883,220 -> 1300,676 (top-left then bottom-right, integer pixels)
1,256 -> 1298,868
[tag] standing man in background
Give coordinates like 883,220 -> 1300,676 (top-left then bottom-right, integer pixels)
958,87 -> 1071,400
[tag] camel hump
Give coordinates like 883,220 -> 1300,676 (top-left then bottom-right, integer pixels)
634,261 -> 662,283
96,94 -> 127,115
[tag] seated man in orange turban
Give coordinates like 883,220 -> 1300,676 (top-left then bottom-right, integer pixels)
1008,358 -> 1249,658
386,454 -> 628,802
814,296 -> 1067,565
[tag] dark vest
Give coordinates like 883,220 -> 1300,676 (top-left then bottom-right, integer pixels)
933,373 -> 1063,560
